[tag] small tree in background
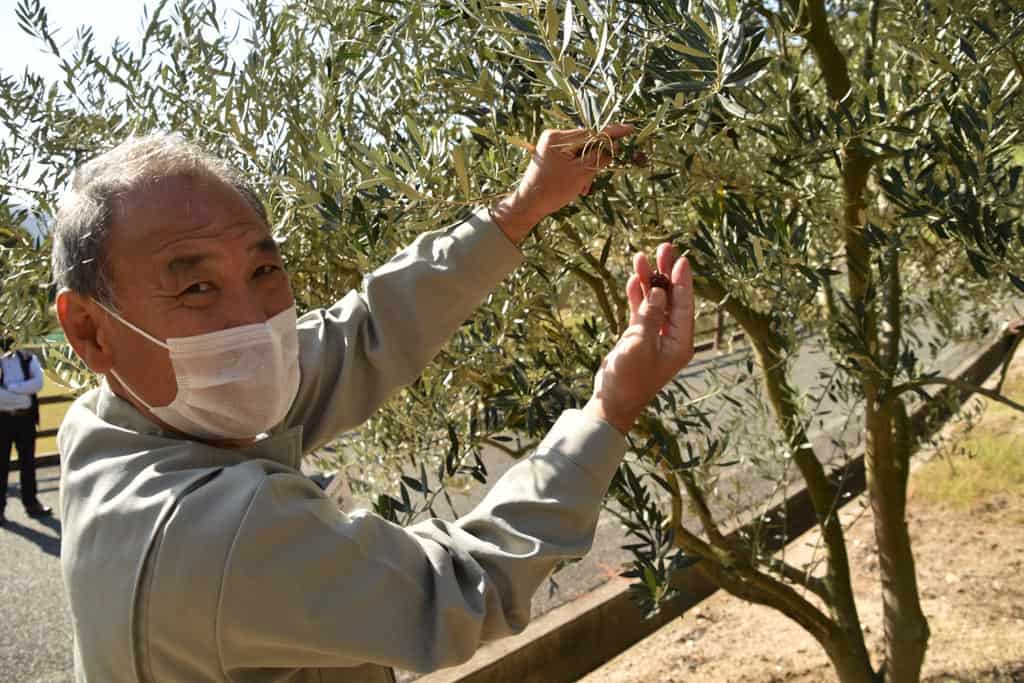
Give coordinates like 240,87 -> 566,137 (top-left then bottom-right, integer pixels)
1,0 -> 1022,680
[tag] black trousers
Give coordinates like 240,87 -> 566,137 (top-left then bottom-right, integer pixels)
0,412 -> 39,511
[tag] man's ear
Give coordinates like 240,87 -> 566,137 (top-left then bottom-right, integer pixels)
56,289 -> 114,374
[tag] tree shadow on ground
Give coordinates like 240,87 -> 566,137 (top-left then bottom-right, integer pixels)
921,662 -> 1024,682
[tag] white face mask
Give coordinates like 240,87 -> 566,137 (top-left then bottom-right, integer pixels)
97,302 -> 301,441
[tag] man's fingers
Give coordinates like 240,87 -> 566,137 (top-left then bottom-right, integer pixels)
670,252 -> 692,289
637,286 -> 668,336
649,244 -> 675,336
543,123 -> 634,158
587,124 -> 632,166
626,273 -> 643,326
573,143 -> 614,196
601,123 -> 635,140
665,256 -> 695,359
634,252 -> 653,299
656,242 -> 676,276
577,146 -> 614,174
540,128 -> 589,155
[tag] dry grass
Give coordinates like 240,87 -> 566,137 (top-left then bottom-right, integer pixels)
911,359 -> 1024,515
912,432 -> 1024,513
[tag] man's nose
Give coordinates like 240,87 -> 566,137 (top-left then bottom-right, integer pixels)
222,288 -> 271,328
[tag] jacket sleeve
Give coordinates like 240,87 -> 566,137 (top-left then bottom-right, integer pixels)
216,409 -> 626,675
5,354 -> 43,395
282,209 -> 523,453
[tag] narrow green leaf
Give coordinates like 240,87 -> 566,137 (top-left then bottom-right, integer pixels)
506,134 -> 534,151
546,0 -> 559,45
573,0 -> 595,25
717,92 -> 748,118
635,100 -> 668,143
643,564 -> 658,590
666,41 -> 710,59
967,250 -> 990,278
561,0 -> 574,58
1009,272 -> 1024,294
504,12 -> 537,37
453,145 -> 470,198
585,20 -> 608,84
958,36 -> 977,63
725,57 -> 771,87
599,234 -> 612,264
401,475 -> 424,493
403,114 -> 424,151
653,80 -> 709,96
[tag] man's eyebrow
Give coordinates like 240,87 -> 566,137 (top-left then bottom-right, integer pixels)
167,253 -> 208,274
250,236 -> 281,255
165,237 -> 279,274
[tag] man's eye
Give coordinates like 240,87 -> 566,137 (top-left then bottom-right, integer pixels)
181,282 -> 215,296
254,264 -> 280,278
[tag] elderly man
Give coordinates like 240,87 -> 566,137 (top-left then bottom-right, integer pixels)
53,126 -> 695,682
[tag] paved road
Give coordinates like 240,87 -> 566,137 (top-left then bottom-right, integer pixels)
0,469 -> 71,682
0,324 -> 990,682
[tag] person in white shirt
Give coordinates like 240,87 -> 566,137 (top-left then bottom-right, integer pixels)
0,337 -> 52,526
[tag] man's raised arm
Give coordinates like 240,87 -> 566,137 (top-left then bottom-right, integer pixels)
286,126 -> 633,451
214,244 -> 695,675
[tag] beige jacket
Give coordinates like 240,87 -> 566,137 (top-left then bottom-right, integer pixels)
59,211 -> 627,682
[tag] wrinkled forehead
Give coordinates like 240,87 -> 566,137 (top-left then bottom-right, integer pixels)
112,173 -> 260,227
103,174 -> 275,293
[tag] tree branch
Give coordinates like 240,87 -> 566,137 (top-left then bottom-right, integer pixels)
890,377 -> 1024,414
862,0 -> 882,80
801,0 -> 853,100
672,523 -> 836,646
764,556 -> 832,603
638,414 -> 732,549
645,412 -> 833,605
558,223 -> 628,331
994,333 -> 1023,396
567,264 -> 619,334
677,469 -> 730,547
881,242 -> 901,375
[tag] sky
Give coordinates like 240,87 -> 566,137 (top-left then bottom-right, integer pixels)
2,0 -> 156,82
1,0 -> 159,232
1,0 -> 251,232
0,0 -> 249,81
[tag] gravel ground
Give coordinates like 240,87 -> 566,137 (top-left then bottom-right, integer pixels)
0,466 -> 73,683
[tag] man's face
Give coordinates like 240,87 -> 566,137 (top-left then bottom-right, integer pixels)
98,175 -> 293,412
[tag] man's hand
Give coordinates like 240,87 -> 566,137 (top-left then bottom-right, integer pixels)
490,124 -> 634,244
583,244 -> 696,434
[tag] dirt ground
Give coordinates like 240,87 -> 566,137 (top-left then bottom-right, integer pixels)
581,357 -> 1024,683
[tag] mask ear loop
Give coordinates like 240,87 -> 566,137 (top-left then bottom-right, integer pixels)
107,367 -> 157,411
92,300 -> 170,350
93,300 -> 168,410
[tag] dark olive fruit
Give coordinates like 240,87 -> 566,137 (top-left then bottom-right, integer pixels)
649,272 -> 671,291
616,143 -> 649,167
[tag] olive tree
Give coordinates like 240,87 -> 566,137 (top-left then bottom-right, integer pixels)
1,0 -> 1022,681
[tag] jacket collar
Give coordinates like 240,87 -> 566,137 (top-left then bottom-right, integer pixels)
94,379 -> 304,469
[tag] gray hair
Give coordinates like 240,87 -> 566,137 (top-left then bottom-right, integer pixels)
51,133 -> 268,304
